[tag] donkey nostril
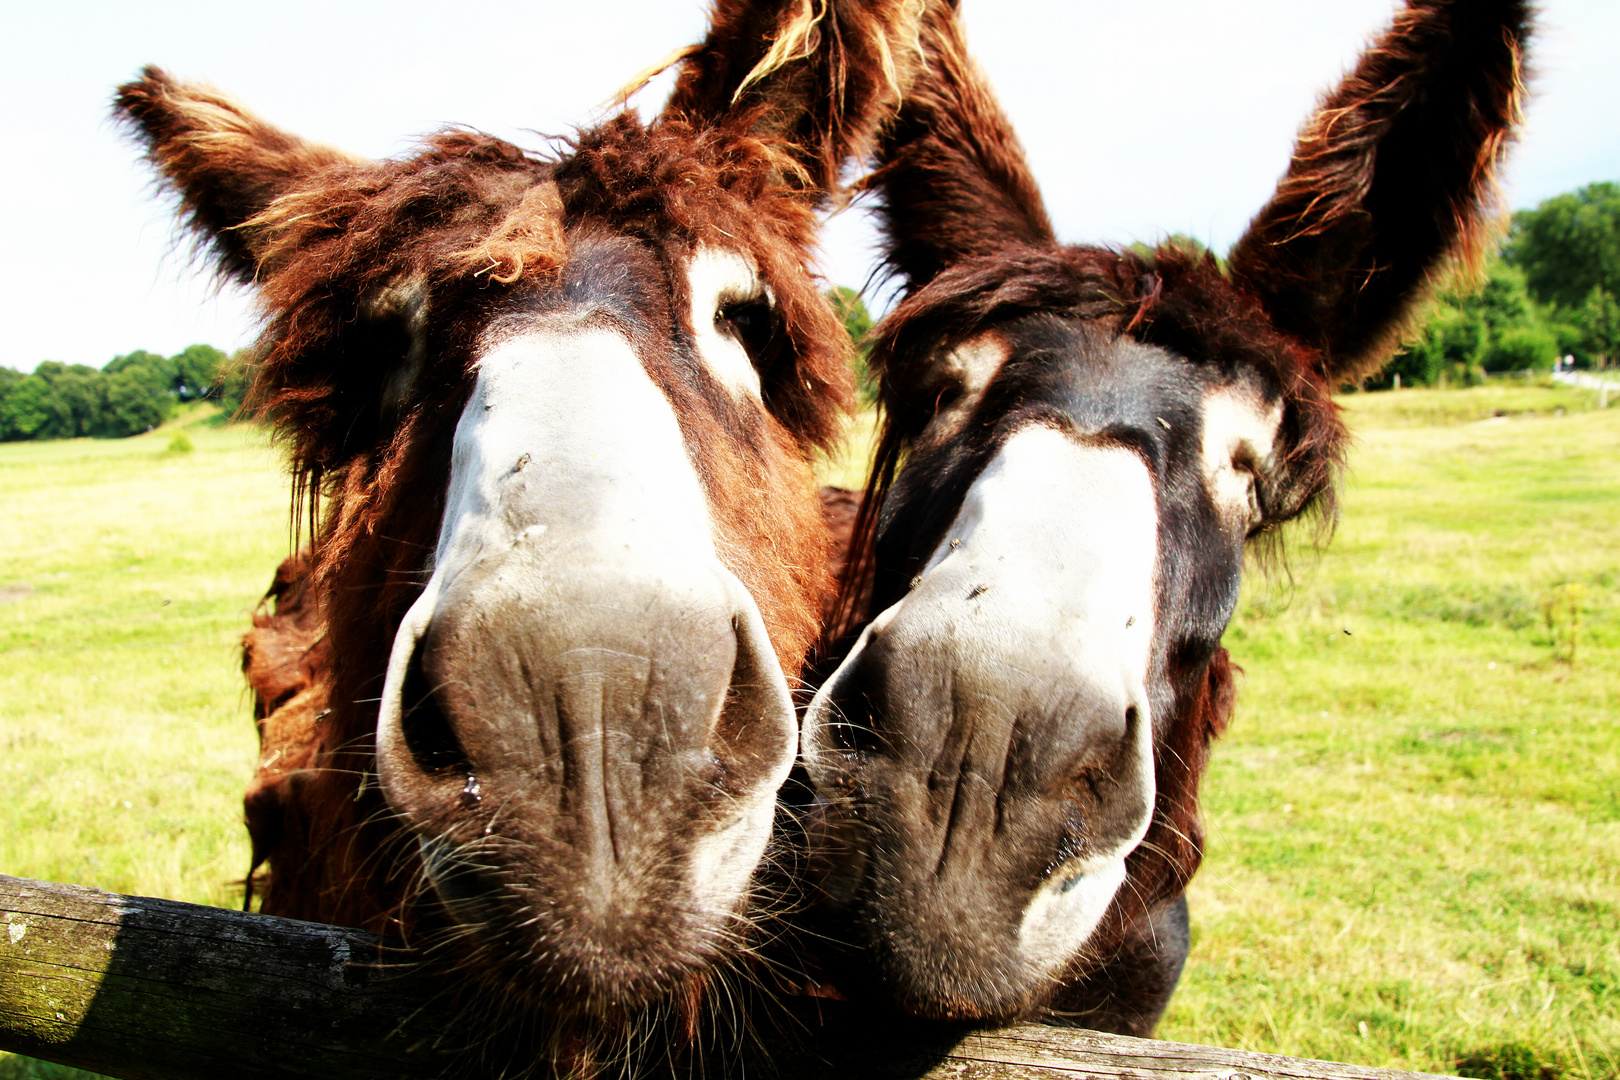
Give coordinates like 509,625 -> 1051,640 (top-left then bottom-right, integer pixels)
400,643 -> 468,775
702,604 -> 796,800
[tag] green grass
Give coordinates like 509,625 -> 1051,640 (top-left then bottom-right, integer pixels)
1340,377 -> 1609,427
0,406 -> 287,909
2,387 -> 1616,1078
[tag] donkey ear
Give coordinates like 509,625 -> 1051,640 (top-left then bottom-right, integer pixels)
1226,0 -> 1531,384
868,0 -> 1054,291
114,66 -> 361,285
664,0 -> 928,199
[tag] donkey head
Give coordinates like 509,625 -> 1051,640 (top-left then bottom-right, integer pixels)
802,0 -> 1528,1023
117,0 -> 923,1021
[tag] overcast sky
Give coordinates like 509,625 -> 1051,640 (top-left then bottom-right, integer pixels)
2,0 -> 1615,371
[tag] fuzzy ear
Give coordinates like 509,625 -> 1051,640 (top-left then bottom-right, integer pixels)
663,0 -> 929,199
867,0 -> 1053,291
114,66 -> 361,284
1226,0 -> 1530,384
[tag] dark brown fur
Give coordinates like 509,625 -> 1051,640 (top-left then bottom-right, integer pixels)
1228,0 -> 1528,379
815,0 -> 1529,1029
667,0 -> 927,198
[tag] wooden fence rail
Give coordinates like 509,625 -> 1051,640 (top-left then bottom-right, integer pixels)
1,874 -> 1452,1080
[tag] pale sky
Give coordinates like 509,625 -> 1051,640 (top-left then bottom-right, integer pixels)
2,0 -> 1615,371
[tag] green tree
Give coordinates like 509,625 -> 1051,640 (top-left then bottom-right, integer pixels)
1576,286 -> 1620,368
169,343 -> 227,401
0,373 -> 51,440
828,286 -> 878,404
0,362 -> 19,433
103,349 -> 170,378
1382,257 -> 1556,386
1503,181 -> 1620,311
101,366 -> 172,435
33,362 -> 108,438
1472,261 -> 1557,371
1386,300 -> 1486,387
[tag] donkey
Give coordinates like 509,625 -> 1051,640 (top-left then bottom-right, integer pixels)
800,0 -> 1529,1034
117,0 -> 925,1052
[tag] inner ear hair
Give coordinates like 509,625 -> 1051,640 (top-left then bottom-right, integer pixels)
1226,0 -> 1530,385
113,65 -> 362,284
663,0 -> 930,200
362,279 -> 432,419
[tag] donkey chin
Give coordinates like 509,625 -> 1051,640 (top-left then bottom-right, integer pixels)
802,755 -> 1155,1024
373,324 -> 798,1014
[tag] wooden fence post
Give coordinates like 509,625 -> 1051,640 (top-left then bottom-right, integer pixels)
2,875 -> 1455,1080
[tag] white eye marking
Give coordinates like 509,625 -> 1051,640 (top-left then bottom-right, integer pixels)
1201,385 -> 1284,531
685,246 -> 771,399
920,332 -> 1009,441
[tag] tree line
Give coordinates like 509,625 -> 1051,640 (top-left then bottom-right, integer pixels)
0,345 -> 250,442
1375,180 -> 1620,389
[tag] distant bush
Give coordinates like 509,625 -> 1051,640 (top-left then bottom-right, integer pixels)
1485,324 -> 1558,372
166,431 -> 194,454
0,344 -> 232,443
1366,180 -> 1620,388
1376,258 -> 1559,388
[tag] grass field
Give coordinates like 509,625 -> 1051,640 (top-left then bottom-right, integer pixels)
1165,383 -> 1620,1079
1,383 -> 1616,1079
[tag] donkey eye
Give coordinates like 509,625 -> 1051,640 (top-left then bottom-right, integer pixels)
715,298 -> 775,359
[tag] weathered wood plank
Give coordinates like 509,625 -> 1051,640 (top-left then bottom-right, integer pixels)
1,874 -> 448,1079
1,875 -> 1456,1080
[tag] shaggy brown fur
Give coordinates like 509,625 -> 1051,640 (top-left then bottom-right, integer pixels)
667,0 -> 927,197
817,0 -> 1529,1028
1228,0 -> 1528,380
115,1 -> 930,1023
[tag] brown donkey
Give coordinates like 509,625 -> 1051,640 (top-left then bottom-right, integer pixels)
118,0 -> 925,1057
801,0 -> 1529,1033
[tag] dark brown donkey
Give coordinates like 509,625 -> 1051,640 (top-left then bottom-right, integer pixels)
801,0 -> 1529,1034
117,0 -> 925,1054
